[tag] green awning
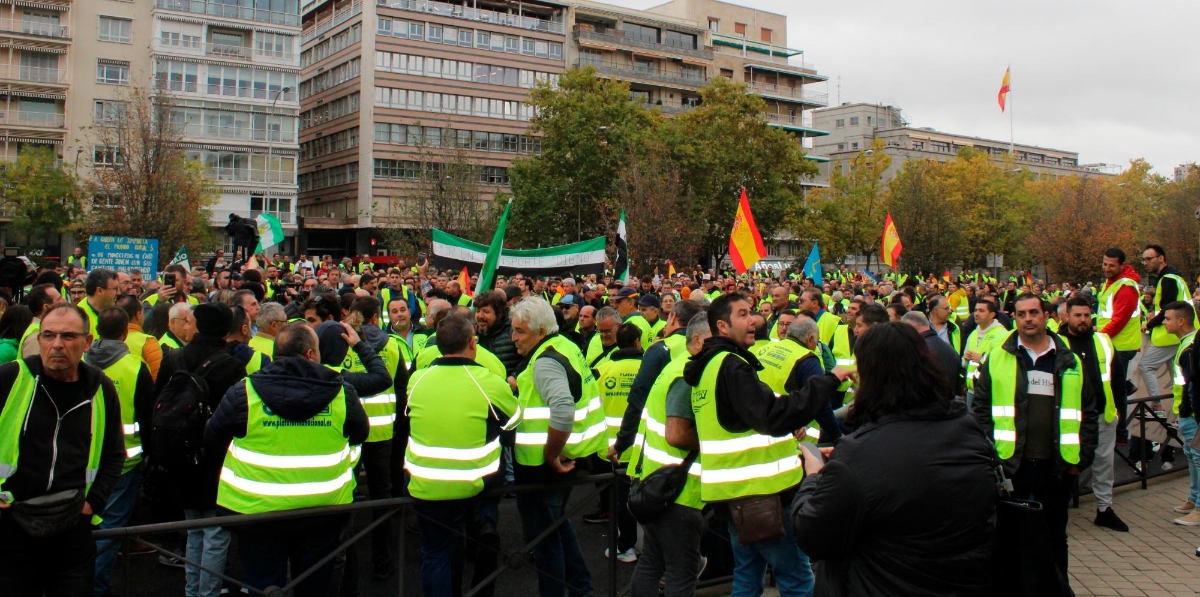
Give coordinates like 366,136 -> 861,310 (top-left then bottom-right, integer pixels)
766,121 -> 830,136
803,155 -> 830,162
744,63 -> 828,82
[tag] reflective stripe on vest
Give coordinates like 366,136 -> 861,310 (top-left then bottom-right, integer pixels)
755,339 -> 822,440
217,379 -> 354,513
965,325 -> 1004,391
345,336 -> 402,442
1097,277 -> 1142,351
94,352 -> 144,473
625,356 -> 701,509
984,339 -> 1083,464
1173,332 -> 1196,415
514,335 -> 607,465
691,352 -> 802,502
596,356 -> 641,461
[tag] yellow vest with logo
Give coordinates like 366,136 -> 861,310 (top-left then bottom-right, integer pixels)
596,354 -> 641,462
982,337 -> 1083,464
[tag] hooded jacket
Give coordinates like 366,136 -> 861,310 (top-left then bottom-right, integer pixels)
86,339 -> 155,464
205,357 -> 369,456
0,356 -> 125,515
791,402 -> 997,597
227,339 -> 270,371
478,316 -> 520,377
1099,263 -> 1141,339
682,336 -> 831,437
315,321 -> 393,398
360,323 -> 409,404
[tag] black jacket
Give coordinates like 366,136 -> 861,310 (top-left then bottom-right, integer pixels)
682,336 -> 830,438
1146,265 -> 1185,331
0,357 -> 125,515
478,317 -> 520,377
971,331 -> 1099,475
206,357 -> 369,455
615,329 -> 682,454
791,402 -> 997,597
154,333 -> 248,510
920,327 -> 964,397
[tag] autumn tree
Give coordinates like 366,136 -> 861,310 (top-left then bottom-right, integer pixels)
1145,164 -> 1199,276
802,138 -> 890,268
884,159 -> 960,273
615,137 -> 704,273
1,146 -> 82,245
664,77 -> 815,264
81,85 -> 217,267
1024,176 -> 1136,282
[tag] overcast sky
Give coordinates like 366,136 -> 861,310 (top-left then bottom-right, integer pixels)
599,0 -> 1198,176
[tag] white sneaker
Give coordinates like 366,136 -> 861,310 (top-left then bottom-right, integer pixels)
605,547 -> 638,563
1174,510 -> 1200,526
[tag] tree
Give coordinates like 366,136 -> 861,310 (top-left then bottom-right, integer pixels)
884,159 -> 960,273
1146,164 -> 1200,276
508,66 -> 655,249
81,85 -> 217,267
803,138 -> 890,268
615,137 -> 705,273
374,121 -> 495,257
664,77 -> 816,264
1024,176 -> 1136,282
2,146 -> 82,244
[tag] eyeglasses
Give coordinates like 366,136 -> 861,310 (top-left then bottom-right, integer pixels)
40,330 -> 87,342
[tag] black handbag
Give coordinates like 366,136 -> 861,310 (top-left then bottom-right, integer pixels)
626,434 -> 699,524
9,488 -> 86,538
992,465 -> 1073,597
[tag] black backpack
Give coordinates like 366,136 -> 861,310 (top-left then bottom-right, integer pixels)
151,350 -> 234,471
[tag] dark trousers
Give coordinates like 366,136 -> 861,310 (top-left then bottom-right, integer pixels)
0,515 -> 95,597
1011,459 -> 1072,574
615,474 -> 638,553
361,439 -> 396,570
1113,350 -> 1138,441
414,497 -> 472,597
236,514 -> 347,597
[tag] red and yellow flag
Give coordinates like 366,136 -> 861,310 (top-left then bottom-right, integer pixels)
667,260 -> 676,277
943,270 -> 951,282
728,188 -> 766,275
998,66 -> 1010,112
881,213 -> 902,268
457,266 -> 473,297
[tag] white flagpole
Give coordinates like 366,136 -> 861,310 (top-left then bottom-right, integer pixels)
1008,65 -> 1014,154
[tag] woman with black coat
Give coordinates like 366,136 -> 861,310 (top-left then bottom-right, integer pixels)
790,322 -> 998,597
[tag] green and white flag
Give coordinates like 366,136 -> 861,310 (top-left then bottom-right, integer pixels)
474,199 -> 511,297
254,213 -> 284,253
170,246 -> 191,272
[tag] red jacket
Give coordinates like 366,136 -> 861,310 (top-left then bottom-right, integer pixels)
1100,263 -> 1141,338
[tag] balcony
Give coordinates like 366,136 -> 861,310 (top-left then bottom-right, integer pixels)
580,60 -> 706,89
155,79 -> 300,103
376,0 -> 565,35
0,110 -> 65,128
154,0 -> 301,28
183,125 -> 297,144
301,0 -> 362,44
763,112 -> 829,136
205,167 -> 297,185
0,65 -> 67,85
744,82 -> 827,107
636,101 -> 695,115
153,36 -> 298,64
573,29 -> 712,61
0,18 -> 70,40
211,208 -> 296,225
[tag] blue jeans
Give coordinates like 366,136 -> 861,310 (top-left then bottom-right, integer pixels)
414,498 -> 471,597
727,517 -> 814,597
94,468 -> 142,597
184,509 -> 231,597
516,486 -> 594,597
1180,416 -> 1200,507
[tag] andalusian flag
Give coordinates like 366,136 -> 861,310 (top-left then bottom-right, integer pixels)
615,209 -> 629,283
170,246 -> 191,272
998,66 -> 1011,112
254,213 -> 284,254
881,213 -> 902,268
473,199 -> 511,297
728,188 -> 765,275
458,266 -> 473,297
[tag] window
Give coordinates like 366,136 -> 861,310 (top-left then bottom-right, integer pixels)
21,11 -> 59,36
521,38 -> 535,55
94,145 -> 121,167
96,61 -> 129,85
428,24 -> 442,42
851,142 -> 859,150
681,64 -> 703,80
707,18 -> 719,32
664,31 -> 696,50
836,143 -> 844,150
94,100 -> 126,125
849,117 -> 859,125
720,68 -> 733,78
867,116 -> 873,125
98,16 -> 132,43
734,22 -> 746,36
760,28 -> 772,43
549,41 -> 563,60
255,32 -> 293,58
155,60 -> 198,92
622,22 -> 659,44
911,141 -> 924,151
835,118 -> 845,128
930,141 -> 950,153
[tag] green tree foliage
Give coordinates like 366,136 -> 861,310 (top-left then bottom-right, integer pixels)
508,66 -> 654,248
883,159 -> 958,273
802,138 -> 890,267
2,146 -> 82,242
664,77 -> 816,262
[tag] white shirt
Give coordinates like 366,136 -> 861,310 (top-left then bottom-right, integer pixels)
1016,335 -> 1055,363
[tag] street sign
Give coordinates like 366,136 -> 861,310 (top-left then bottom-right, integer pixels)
87,235 -> 159,280
986,254 -> 1005,268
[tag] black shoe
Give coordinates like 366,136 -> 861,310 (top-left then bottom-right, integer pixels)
372,562 -> 397,581
1094,508 -> 1129,532
582,510 -> 611,524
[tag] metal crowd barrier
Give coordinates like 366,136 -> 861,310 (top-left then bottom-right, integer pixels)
1118,394 -> 1188,490
94,472 -> 624,597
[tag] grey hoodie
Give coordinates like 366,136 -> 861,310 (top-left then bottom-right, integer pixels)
86,339 -> 131,369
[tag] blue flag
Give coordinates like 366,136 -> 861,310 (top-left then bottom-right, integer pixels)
862,270 -> 880,283
802,242 -> 823,282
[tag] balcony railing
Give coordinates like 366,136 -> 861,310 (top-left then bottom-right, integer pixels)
637,101 -> 695,115
301,0 -> 362,43
580,60 -> 706,89
0,18 -> 70,39
0,65 -> 67,84
155,0 -> 301,27
211,208 -> 296,225
573,29 -> 712,60
744,82 -> 828,106
206,167 -> 296,184
0,110 -> 65,128
376,0 -> 565,34
154,78 -> 299,102
182,125 -> 297,144
154,37 -> 298,62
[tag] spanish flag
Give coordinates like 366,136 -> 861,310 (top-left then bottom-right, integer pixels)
458,265 -> 473,297
729,188 -> 766,275
943,270 -> 951,282
667,260 -> 676,277
998,66 -> 1011,112
881,213 -> 902,268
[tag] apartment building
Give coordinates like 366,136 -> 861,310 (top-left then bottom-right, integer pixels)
812,102 -> 1118,182
296,0 -> 565,255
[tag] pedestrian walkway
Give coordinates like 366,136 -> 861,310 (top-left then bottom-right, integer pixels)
1070,472 -> 1200,597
